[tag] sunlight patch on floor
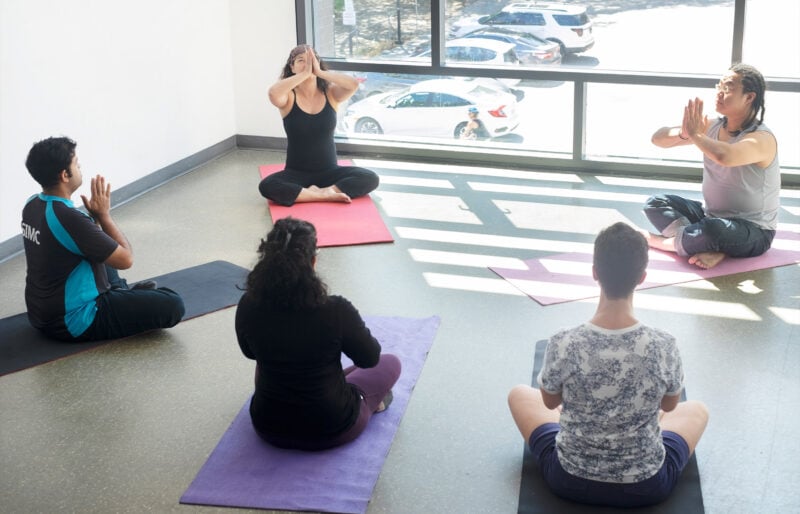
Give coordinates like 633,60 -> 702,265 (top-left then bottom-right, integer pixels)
673,280 -> 720,291
627,293 -> 761,320
422,272 -> 525,295
357,159 -> 584,183
595,175 -> 703,192
378,175 -> 455,189
469,182 -> 649,204
375,191 -> 481,224
395,226 -> 593,253
409,248 -> 528,269
494,201 -> 639,234
768,306 -> 800,325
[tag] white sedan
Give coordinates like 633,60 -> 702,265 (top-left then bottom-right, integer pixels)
343,79 -> 520,139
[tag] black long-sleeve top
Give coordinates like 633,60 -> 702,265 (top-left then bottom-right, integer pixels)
235,294 -> 381,438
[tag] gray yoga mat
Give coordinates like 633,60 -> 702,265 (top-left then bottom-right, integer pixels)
0,260 -> 248,376
518,339 -> 704,513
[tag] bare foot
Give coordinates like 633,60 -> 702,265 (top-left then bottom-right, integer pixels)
641,230 -> 676,253
296,185 -> 352,204
376,390 -> 393,413
688,252 -> 726,269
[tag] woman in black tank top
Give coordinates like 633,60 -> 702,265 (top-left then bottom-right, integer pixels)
258,45 -> 379,206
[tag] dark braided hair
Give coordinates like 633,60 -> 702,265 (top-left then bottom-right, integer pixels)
724,63 -> 766,135
245,217 -> 327,310
281,44 -> 328,94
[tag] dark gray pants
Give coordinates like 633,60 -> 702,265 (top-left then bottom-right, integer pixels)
75,267 -> 185,342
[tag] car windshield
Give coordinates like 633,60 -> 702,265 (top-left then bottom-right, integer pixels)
553,13 -> 589,26
380,91 -> 405,105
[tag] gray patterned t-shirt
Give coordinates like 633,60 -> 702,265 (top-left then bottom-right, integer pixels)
538,322 -> 683,483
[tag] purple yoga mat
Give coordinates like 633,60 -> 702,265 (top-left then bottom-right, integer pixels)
491,230 -> 800,306
180,315 -> 440,514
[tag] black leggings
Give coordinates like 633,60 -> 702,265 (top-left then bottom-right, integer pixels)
258,165 -> 379,206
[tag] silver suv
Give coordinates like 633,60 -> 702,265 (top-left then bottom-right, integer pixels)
450,2 -> 594,55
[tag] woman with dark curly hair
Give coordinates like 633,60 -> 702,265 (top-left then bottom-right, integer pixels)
258,45 -> 379,206
235,218 -> 400,450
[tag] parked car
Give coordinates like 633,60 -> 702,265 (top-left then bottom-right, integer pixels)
343,79 -> 520,139
450,3 -> 594,55
460,27 -> 561,66
351,73 -> 525,102
414,38 -> 522,85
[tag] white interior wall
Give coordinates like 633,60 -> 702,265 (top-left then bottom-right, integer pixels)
229,0 -> 297,138
0,0 -> 249,245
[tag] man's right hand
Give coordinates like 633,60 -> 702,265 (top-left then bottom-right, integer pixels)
81,174 -> 112,220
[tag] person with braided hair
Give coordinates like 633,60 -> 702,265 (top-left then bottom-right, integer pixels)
235,217 -> 400,450
643,63 -> 780,269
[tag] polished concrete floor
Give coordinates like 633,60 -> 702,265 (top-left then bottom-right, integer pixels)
1,149 -> 798,514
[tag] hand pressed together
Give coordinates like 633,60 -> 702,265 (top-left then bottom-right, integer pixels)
682,97 -> 710,140
81,174 -> 112,220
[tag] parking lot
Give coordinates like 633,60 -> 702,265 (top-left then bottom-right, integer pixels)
335,1 -> 799,167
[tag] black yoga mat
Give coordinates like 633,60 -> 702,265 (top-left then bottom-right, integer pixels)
518,339 -> 704,514
0,260 -> 248,377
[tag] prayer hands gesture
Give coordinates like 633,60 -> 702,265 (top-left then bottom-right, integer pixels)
682,97 -> 709,140
295,47 -> 321,81
81,174 -> 112,220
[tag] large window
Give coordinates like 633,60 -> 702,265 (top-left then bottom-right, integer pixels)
301,0 -> 800,182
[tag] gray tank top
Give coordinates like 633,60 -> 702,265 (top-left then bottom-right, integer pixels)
702,118 -> 780,230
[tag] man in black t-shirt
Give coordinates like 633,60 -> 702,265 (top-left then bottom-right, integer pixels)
21,136 -> 184,341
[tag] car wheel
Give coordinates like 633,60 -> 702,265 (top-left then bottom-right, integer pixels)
355,118 -> 383,134
454,122 -> 468,139
548,38 -> 567,57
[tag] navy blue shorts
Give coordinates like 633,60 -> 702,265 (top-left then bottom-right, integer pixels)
528,423 -> 691,508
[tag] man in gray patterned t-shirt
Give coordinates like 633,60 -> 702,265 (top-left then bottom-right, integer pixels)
508,222 -> 709,508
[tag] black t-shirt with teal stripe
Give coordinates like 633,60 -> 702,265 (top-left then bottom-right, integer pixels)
21,194 -> 118,339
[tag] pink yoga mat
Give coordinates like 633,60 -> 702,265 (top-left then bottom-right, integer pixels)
491,230 -> 800,305
259,162 -> 394,247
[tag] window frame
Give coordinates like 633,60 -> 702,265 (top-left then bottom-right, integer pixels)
295,0 -> 800,186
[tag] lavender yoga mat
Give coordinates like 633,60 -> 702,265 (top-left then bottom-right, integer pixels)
492,230 -> 800,306
180,315 -> 440,514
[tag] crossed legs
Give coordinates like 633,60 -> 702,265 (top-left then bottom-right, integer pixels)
507,384 -> 709,457
643,194 -> 774,269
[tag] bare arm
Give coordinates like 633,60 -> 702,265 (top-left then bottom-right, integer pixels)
268,72 -> 309,112
684,97 -> 777,167
540,389 -> 563,410
268,47 -> 315,112
81,175 -> 133,270
660,393 -> 680,412
309,50 -> 359,107
651,125 -> 693,148
691,129 -> 777,168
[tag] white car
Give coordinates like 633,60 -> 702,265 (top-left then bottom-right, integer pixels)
450,3 -> 594,55
343,79 -> 520,139
415,38 -> 522,86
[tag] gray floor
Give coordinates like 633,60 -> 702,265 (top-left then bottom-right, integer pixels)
1,149 -> 798,514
